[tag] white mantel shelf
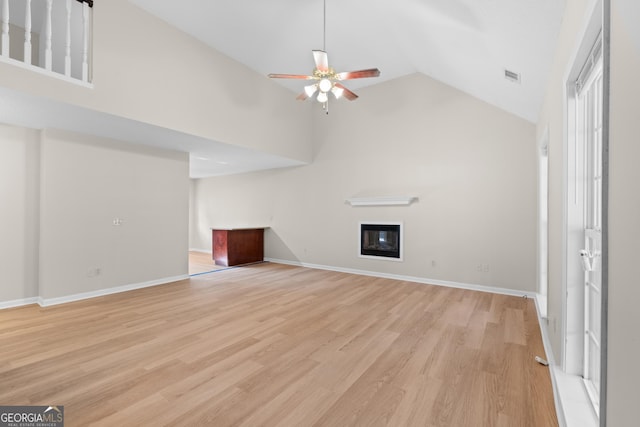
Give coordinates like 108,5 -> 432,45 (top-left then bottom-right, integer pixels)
346,196 -> 418,207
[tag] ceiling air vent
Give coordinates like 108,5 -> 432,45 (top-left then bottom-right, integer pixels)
504,69 -> 521,83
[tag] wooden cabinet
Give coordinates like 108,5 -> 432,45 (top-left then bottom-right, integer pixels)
212,228 -> 265,267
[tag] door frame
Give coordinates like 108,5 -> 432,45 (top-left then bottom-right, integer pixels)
562,0 -> 609,423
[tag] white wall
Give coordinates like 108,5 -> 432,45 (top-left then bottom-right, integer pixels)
0,0 -> 312,165
192,73 -> 537,292
0,124 -> 189,305
0,124 -> 40,303
606,0 -> 640,423
38,129 -> 189,300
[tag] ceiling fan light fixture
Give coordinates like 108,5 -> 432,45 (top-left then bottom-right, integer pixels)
331,85 -> 344,99
318,78 -> 332,93
304,84 -> 318,97
317,92 -> 329,103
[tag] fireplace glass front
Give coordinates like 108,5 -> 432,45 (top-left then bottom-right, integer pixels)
360,223 -> 401,259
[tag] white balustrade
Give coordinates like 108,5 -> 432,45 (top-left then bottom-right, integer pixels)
45,0 -> 52,70
81,1 -> 89,82
1,0 -> 8,57
23,0 -> 31,65
64,0 -> 71,76
0,0 -> 92,83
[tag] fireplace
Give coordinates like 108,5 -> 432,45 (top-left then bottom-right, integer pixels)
359,222 -> 403,260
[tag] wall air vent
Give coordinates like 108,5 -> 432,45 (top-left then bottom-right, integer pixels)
504,69 -> 521,83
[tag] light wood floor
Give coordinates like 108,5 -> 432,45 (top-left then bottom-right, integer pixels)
0,263 -> 558,426
188,251 -> 228,275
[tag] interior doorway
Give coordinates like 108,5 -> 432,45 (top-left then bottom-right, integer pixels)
188,251 -> 227,276
538,128 -> 549,318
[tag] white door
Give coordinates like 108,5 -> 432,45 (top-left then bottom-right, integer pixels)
577,55 -> 603,413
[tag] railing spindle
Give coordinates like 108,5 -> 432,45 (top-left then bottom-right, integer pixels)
45,0 -> 53,70
24,0 -> 32,65
82,1 -> 89,81
1,0 -> 8,57
65,0 -> 72,76
1,0 -> 92,83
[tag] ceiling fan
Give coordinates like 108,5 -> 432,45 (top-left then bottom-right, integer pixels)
268,0 -> 380,113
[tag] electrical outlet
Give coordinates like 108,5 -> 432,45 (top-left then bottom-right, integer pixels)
477,264 -> 489,272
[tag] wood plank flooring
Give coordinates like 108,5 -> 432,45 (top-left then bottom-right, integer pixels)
0,263 -> 558,426
188,251 -> 228,275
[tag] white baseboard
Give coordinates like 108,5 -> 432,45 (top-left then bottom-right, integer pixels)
0,297 -> 39,310
533,295 -> 566,427
189,248 -> 211,254
530,288 -> 598,427
37,274 -> 189,307
537,297 -> 598,427
265,258 -> 533,298
535,293 -> 548,319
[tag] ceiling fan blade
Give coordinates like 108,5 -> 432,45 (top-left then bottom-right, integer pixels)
312,50 -> 329,72
336,68 -> 381,80
268,73 -> 315,80
334,83 -> 358,101
296,92 -> 309,101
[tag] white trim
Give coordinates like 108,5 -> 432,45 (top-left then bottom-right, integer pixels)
0,54 -> 93,87
553,369 -> 599,427
189,248 -> 212,254
0,297 -> 39,310
562,0 -> 603,376
346,196 -> 417,206
535,292 -> 548,320
265,258 -> 531,298
534,270 -> 598,427
534,294 -> 565,427
37,274 -> 189,307
538,125 -> 549,319
559,5 -> 604,425
358,254 -> 404,262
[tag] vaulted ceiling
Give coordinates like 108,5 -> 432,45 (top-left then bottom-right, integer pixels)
0,0 -> 570,178
130,0 -> 567,123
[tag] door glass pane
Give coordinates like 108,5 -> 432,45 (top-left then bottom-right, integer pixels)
578,54 -> 603,413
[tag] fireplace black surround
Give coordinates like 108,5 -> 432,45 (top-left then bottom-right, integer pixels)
360,223 -> 402,259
